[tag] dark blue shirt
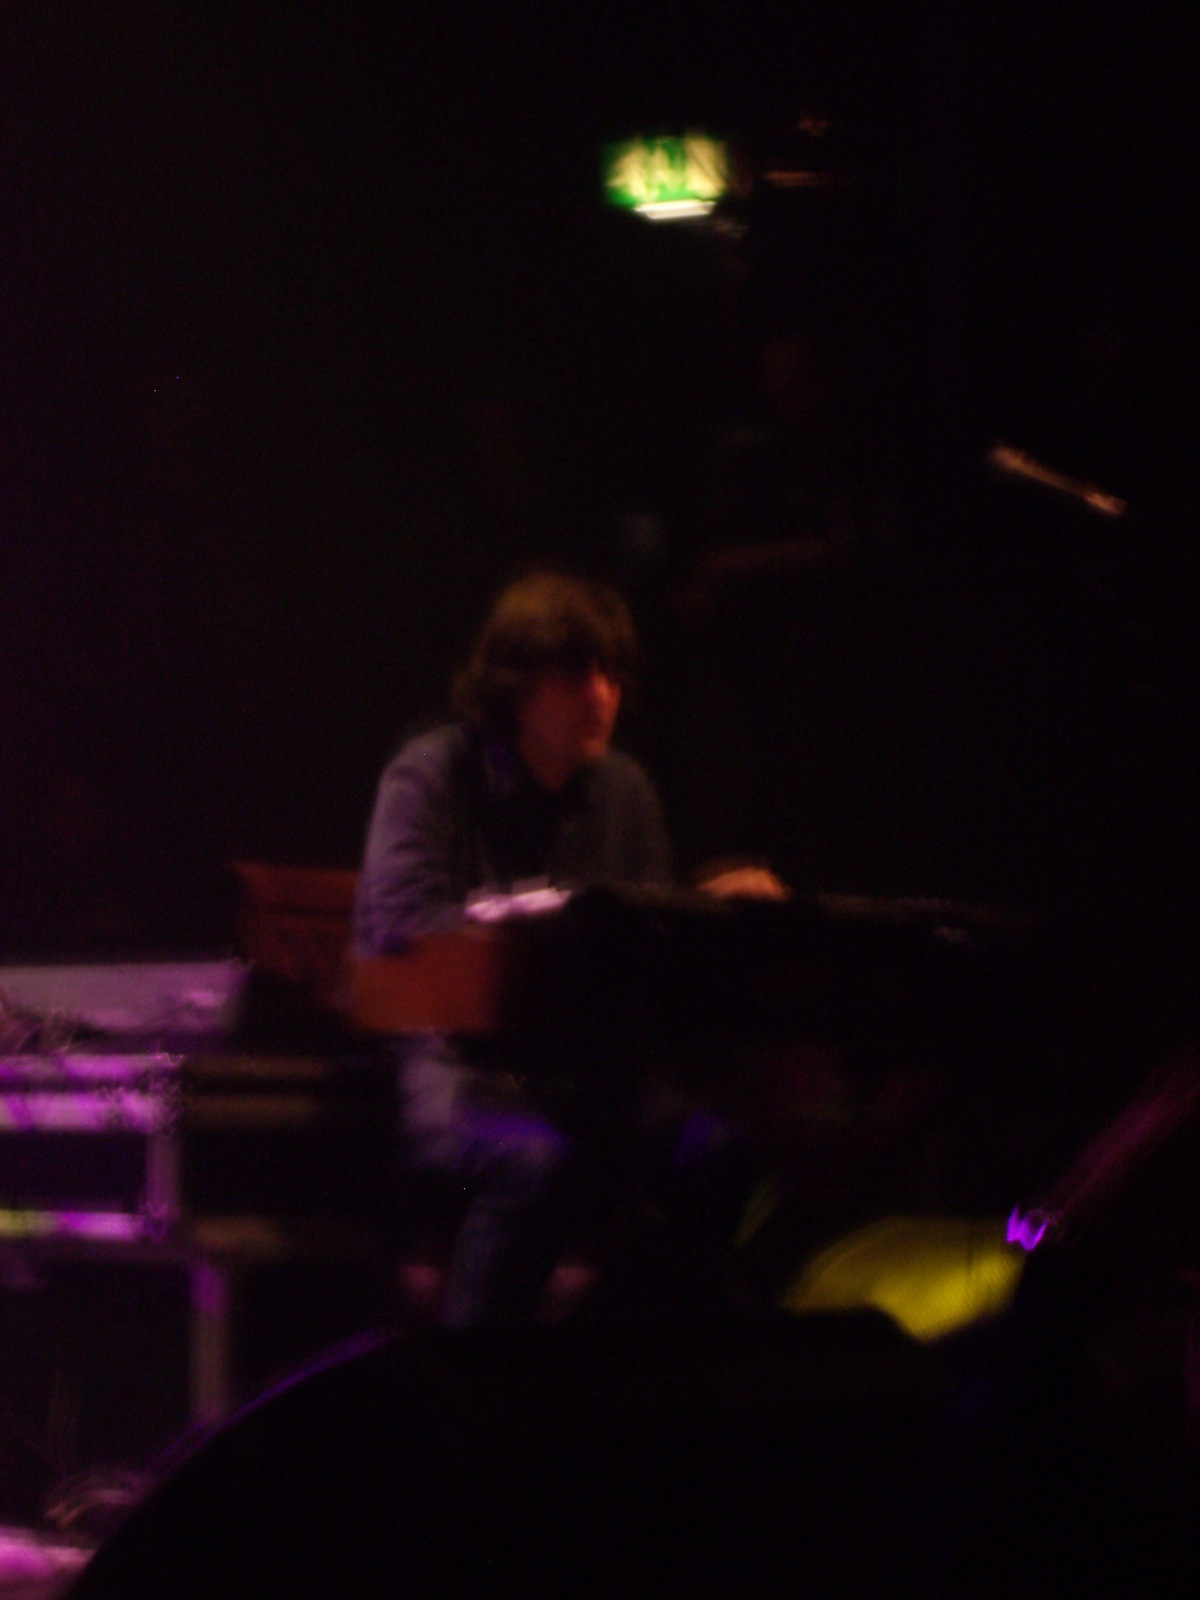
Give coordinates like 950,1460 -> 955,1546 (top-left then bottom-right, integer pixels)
354,723 -> 672,954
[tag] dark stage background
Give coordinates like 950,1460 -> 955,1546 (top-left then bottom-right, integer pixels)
0,3 -> 1193,972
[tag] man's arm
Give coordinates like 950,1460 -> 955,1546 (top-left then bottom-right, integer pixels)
353,734 -> 470,953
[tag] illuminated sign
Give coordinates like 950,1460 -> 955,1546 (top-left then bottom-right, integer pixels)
603,135 -> 729,220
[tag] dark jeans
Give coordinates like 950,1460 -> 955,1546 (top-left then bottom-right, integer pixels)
398,1039 -> 579,1330
397,1037 -> 753,1329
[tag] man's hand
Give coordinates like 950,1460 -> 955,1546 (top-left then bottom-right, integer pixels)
696,864 -> 790,901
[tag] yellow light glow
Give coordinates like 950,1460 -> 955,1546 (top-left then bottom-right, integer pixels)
605,135 -> 728,213
781,1215 -> 1026,1343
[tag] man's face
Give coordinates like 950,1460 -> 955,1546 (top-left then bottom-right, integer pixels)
515,663 -> 622,791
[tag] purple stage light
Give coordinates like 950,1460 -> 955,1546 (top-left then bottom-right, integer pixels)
1006,1206 -> 1051,1252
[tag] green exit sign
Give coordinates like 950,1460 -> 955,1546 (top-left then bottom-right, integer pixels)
603,135 -> 729,219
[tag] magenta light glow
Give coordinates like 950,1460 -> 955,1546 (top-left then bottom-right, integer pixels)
1006,1206 -> 1051,1252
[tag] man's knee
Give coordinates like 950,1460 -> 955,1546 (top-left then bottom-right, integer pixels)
471,1110 -> 572,1201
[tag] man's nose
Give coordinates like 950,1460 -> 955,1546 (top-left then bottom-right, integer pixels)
582,666 -> 616,703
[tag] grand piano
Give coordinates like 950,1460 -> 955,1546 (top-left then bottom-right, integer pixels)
349,883 -> 1036,1036
345,884 -> 1069,1217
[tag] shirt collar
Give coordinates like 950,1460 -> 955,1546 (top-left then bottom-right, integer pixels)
479,728 -> 594,810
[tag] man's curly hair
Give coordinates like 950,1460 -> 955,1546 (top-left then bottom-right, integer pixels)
453,571 -> 637,735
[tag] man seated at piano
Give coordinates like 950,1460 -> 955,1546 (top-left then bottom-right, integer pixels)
354,571 -> 785,1329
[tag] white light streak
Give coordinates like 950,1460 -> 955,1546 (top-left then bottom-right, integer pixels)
634,199 -> 716,222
